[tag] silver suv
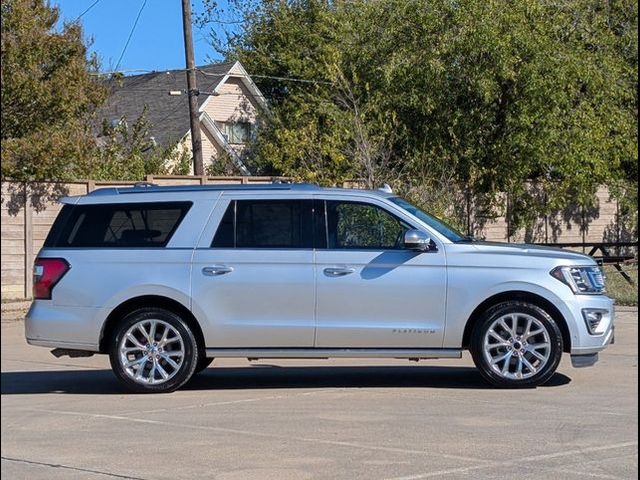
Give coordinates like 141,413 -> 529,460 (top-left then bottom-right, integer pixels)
26,183 -> 614,393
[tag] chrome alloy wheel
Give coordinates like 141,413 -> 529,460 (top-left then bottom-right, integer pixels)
118,319 -> 185,385
482,313 -> 551,380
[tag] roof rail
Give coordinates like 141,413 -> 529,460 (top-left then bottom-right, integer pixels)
86,182 -> 321,196
133,181 -> 158,188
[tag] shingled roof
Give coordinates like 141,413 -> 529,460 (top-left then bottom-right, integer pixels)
98,62 -> 236,147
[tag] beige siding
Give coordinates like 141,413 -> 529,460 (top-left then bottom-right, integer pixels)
201,127 -> 225,166
177,76 -> 262,173
204,77 -> 259,124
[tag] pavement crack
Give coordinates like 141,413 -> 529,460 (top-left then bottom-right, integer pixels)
0,456 -> 149,480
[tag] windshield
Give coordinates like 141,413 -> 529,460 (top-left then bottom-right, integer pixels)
389,197 -> 466,242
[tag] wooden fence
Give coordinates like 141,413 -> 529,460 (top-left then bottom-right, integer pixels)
0,175 -> 633,299
1,175 -> 281,299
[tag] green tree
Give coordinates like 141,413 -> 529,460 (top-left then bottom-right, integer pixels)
206,0 -> 637,232
1,0 -> 192,209
95,109 -> 195,181
1,0 -> 107,182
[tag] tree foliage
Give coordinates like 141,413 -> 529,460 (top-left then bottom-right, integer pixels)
94,109 -> 192,181
207,0 -> 638,231
1,0 -> 107,181
1,0 -> 189,192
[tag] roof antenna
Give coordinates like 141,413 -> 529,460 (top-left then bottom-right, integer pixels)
378,183 -> 393,194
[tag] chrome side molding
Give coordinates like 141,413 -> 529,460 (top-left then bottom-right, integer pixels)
205,348 -> 462,359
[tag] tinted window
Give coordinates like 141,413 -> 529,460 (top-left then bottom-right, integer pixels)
326,201 -> 410,249
211,200 -> 313,249
44,202 -> 192,248
211,201 -> 235,248
389,197 -> 464,242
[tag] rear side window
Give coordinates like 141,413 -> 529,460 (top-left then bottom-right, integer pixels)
211,200 -> 313,249
44,202 -> 192,248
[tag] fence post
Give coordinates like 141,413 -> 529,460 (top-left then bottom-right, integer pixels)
544,191 -> 549,244
616,198 -> 621,256
23,183 -> 33,299
506,191 -> 511,243
466,187 -> 472,236
581,205 -> 586,253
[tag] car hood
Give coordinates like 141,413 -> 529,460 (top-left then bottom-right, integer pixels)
463,241 -> 595,264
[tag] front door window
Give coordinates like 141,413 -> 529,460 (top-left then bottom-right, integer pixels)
326,200 -> 410,250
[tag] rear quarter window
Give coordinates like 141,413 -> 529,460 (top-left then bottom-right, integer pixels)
211,199 -> 314,249
44,202 -> 192,248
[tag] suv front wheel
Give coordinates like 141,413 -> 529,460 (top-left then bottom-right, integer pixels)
470,301 -> 563,388
109,308 -> 199,393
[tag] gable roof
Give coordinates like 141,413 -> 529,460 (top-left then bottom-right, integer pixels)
98,61 -> 239,147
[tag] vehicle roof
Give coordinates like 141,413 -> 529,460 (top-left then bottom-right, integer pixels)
75,182 -> 396,200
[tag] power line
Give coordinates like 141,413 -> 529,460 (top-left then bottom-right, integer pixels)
112,0 -> 149,74
75,0 -> 102,20
198,68 -> 334,85
115,89 -> 254,96
94,67 -> 334,86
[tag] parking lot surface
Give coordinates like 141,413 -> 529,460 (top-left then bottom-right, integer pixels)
1,308 -> 637,480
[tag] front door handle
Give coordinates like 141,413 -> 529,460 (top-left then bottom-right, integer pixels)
324,266 -> 355,277
202,265 -> 234,276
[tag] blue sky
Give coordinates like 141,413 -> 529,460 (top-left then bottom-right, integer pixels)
52,0 -> 233,73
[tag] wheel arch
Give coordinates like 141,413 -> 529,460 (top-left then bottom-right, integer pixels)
99,295 -> 205,355
461,290 -> 571,353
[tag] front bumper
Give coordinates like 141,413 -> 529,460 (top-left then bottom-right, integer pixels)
566,295 -> 615,354
564,295 -> 615,367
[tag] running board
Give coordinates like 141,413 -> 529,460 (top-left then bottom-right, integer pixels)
205,348 -> 462,360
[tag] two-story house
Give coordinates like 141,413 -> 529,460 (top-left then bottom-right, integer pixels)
99,61 -> 268,175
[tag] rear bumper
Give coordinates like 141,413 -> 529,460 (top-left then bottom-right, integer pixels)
25,301 -> 103,352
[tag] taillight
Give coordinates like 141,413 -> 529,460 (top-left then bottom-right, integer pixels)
33,258 -> 70,300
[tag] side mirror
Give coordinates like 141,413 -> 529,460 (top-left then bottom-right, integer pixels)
403,229 -> 432,252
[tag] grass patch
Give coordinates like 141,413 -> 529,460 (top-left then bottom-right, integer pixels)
604,264 -> 638,306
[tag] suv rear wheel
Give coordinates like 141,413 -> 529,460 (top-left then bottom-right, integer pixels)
470,301 -> 563,388
109,308 -> 198,393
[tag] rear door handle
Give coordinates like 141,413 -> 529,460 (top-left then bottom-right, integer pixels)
202,265 -> 233,276
324,266 -> 355,277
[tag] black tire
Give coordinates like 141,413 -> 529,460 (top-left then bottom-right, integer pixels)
194,357 -> 214,374
470,301 -> 563,388
109,308 -> 199,393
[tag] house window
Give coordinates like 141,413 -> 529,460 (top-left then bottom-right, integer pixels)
221,122 -> 254,144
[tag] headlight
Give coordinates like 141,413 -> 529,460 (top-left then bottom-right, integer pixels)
550,265 -> 606,294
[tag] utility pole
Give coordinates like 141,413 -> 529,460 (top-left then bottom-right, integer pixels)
181,0 -> 204,175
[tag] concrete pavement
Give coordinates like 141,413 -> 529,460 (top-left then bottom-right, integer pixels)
1,309 -> 637,479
